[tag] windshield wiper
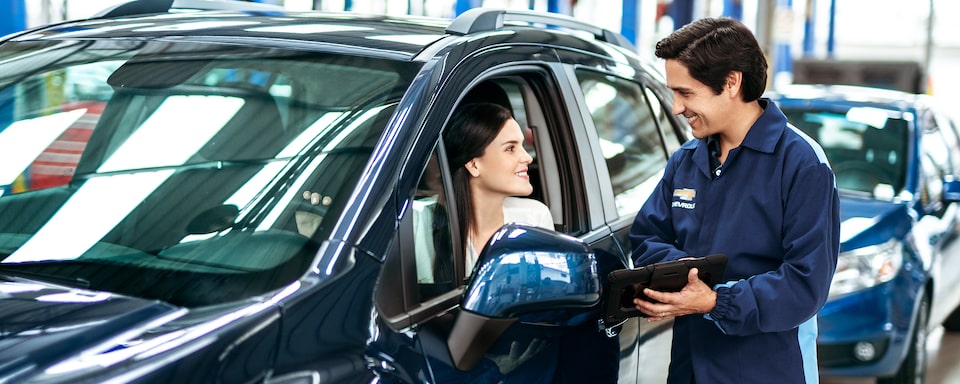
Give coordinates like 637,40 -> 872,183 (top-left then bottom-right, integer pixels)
0,265 -> 91,288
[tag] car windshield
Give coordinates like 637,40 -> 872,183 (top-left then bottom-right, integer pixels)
782,106 -> 909,198
0,39 -> 417,306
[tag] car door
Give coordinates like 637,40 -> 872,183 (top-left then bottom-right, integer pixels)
372,42 -> 633,382
556,49 -> 691,383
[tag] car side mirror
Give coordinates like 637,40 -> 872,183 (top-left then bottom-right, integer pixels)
446,223 -> 600,371
943,177 -> 960,202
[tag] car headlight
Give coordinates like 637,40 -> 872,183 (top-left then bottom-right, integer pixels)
828,239 -> 902,299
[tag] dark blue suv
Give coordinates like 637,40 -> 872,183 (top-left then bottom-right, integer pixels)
769,84 -> 960,384
0,1 -> 689,382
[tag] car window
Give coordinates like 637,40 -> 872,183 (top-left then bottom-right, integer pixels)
920,113 -> 950,214
413,151 -> 456,301
926,109 -> 960,175
783,107 -> 909,197
0,39 -> 419,307
921,114 -> 951,174
919,150 -> 946,216
576,69 -> 668,216
645,87 -> 682,153
931,110 -> 960,176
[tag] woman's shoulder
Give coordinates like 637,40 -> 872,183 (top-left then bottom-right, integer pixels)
503,196 -> 549,210
503,197 -> 553,229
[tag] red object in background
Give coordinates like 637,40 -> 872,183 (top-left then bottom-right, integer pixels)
26,101 -> 103,190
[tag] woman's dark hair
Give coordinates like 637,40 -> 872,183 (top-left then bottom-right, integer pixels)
655,17 -> 768,102
442,102 -> 513,247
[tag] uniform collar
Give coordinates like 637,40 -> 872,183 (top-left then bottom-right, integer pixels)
739,98 -> 787,154
681,98 -> 787,178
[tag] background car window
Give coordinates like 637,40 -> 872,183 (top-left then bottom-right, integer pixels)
921,118 -> 951,174
930,110 -> 960,177
783,108 -> 908,197
576,70 -> 667,216
920,119 -> 951,215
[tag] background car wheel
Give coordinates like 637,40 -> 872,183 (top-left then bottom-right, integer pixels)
878,298 -> 928,384
943,305 -> 960,332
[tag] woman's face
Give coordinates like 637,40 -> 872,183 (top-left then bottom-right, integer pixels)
467,118 -> 534,198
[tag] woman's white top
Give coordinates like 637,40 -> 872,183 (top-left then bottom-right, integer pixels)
464,196 -> 554,275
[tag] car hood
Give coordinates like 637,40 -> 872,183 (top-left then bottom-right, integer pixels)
838,196 -> 912,250
0,275 -> 182,378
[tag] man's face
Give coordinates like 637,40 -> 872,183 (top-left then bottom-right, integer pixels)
664,59 -> 735,139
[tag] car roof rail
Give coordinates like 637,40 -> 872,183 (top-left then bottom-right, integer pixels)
446,7 -> 635,51
93,0 -> 285,19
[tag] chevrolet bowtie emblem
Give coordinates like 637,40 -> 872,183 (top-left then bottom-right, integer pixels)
673,188 -> 696,201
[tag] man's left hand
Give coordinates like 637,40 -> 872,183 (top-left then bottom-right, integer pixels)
633,268 -> 717,321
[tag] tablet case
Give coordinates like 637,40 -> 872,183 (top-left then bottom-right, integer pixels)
601,254 -> 727,327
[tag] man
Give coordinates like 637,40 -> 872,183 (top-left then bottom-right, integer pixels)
630,17 -> 840,383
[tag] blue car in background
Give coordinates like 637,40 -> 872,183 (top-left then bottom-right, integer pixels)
768,85 -> 960,384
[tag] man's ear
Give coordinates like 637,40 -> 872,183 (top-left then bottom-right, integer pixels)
725,71 -> 743,97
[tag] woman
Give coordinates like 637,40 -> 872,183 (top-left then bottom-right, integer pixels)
435,102 -> 558,383
442,102 -> 553,275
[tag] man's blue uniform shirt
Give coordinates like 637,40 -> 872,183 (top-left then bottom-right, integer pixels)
629,99 -> 840,384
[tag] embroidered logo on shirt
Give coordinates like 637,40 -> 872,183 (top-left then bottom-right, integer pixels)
672,188 -> 696,209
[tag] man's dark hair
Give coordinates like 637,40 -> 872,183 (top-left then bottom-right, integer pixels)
655,17 -> 768,102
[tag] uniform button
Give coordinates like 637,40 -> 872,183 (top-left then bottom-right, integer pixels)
715,169 -> 721,177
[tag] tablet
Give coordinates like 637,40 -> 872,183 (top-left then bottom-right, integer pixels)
601,254 -> 727,327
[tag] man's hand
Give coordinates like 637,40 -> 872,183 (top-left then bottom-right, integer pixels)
633,268 -> 717,322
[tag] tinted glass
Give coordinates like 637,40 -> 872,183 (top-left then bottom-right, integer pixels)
413,151 -> 455,301
576,70 -> 667,216
920,113 -> 950,212
782,106 -> 909,197
0,39 -> 418,307
645,87 -> 681,152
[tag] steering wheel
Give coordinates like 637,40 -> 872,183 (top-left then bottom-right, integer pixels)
293,199 -> 328,216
